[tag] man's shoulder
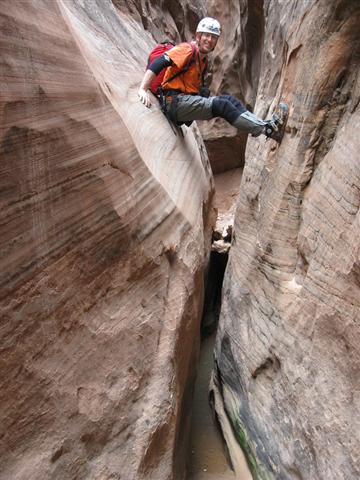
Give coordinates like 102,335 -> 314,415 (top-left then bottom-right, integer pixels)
168,41 -> 196,56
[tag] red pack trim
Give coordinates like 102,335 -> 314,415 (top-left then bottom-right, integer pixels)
147,42 -> 197,95
147,42 -> 175,95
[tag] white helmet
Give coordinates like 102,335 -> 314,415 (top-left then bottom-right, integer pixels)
196,17 -> 221,37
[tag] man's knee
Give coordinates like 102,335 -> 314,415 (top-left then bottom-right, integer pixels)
212,96 -> 240,123
217,95 -> 246,112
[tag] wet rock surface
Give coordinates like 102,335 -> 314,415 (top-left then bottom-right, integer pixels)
215,1 -> 360,479
188,167 -> 250,480
187,334 -> 237,480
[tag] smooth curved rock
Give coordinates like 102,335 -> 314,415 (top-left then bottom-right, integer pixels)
0,1 -> 214,479
215,1 -> 360,479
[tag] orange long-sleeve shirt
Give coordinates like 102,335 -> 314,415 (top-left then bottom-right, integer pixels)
162,42 -> 207,94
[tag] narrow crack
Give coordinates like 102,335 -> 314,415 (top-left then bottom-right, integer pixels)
187,169 -> 242,479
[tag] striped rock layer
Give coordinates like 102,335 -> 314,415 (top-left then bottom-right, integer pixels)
0,1 -> 214,479
214,1 -> 360,479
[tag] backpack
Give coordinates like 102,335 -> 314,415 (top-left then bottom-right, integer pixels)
146,41 -> 197,95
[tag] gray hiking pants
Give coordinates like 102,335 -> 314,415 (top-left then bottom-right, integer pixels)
173,94 -> 266,136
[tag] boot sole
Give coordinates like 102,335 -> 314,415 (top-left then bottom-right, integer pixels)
272,102 -> 289,143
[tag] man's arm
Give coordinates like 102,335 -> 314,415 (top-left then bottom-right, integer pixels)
138,70 -> 156,108
138,54 -> 173,108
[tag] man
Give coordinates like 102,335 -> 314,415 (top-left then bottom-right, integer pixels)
138,17 -> 287,142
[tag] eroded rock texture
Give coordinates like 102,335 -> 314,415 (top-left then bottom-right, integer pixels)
0,1 -> 214,479
113,0 -> 204,44
215,1 -> 360,479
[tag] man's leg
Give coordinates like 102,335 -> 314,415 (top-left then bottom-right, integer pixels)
232,110 -> 267,136
217,94 -> 246,112
212,95 -> 266,136
174,93 -> 265,135
172,95 -> 214,123
173,94 -> 286,142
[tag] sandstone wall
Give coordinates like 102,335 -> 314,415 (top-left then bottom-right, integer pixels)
215,1 -> 360,479
0,1 -> 214,479
113,0 -> 205,44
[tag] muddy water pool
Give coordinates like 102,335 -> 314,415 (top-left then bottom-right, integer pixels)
187,334 -> 236,480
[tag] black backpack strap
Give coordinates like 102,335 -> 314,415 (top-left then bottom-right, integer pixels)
201,58 -> 208,88
162,42 -> 198,86
157,43 -> 202,132
156,87 -> 182,135
157,87 -> 190,131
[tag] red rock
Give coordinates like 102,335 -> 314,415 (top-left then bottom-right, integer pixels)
214,1 -> 360,479
0,1 -> 214,479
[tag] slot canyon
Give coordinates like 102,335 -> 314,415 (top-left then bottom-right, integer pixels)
0,1 -> 359,480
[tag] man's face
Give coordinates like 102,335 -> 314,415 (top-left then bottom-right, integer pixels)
196,32 -> 218,54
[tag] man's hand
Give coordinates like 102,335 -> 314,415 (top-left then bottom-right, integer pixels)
138,88 -> 152,108
138,70 -> 156,108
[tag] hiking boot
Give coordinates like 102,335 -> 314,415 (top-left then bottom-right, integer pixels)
264,102 -> 289,143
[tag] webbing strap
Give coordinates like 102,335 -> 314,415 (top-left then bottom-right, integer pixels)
162,43 -> 198,87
